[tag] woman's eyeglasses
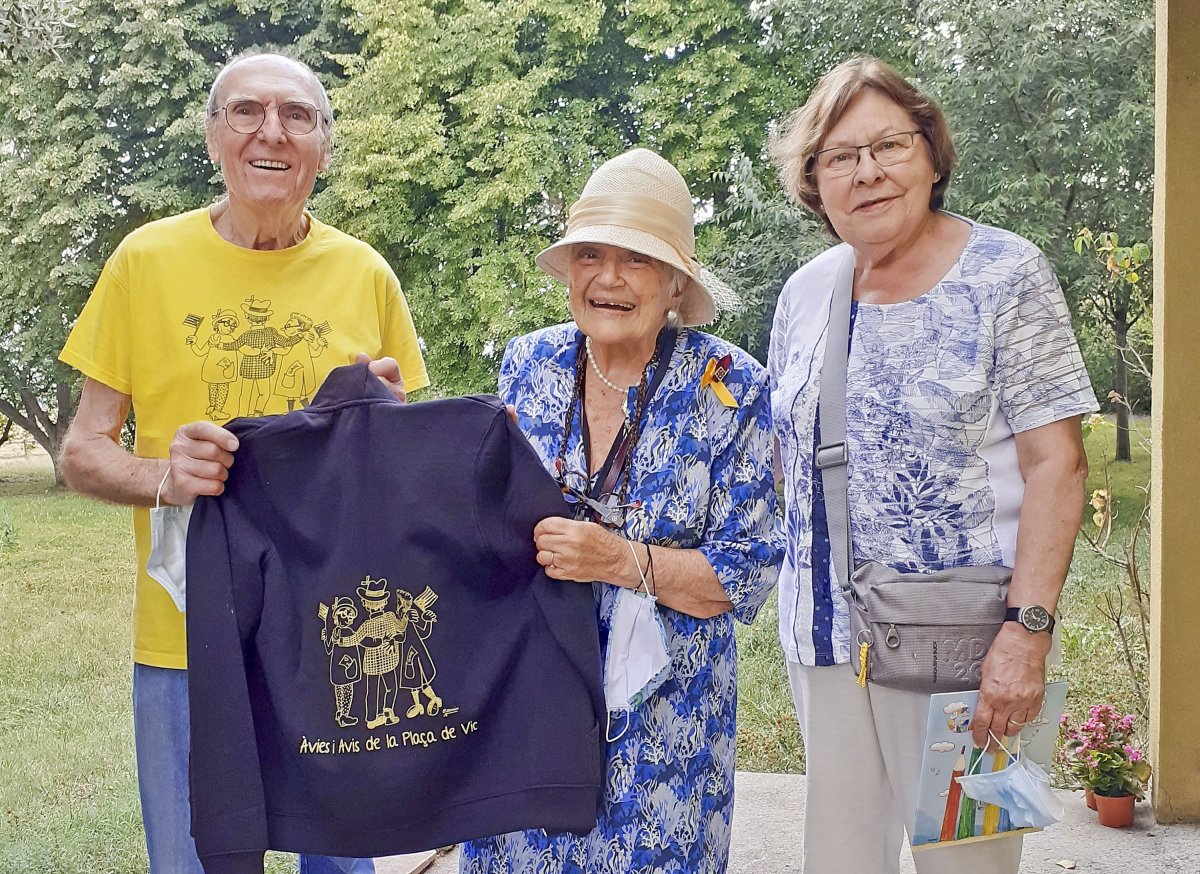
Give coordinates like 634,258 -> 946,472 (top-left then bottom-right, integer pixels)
813,130 -> 923,177
553,459 -> 641,529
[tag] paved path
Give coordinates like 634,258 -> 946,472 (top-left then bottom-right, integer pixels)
379,772 -> 1200,873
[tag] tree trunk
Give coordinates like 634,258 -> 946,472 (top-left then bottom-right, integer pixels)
0,379 -> 75,484
1114,319 -> 1132,462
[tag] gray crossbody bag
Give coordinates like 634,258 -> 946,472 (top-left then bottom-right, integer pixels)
817,252 -> 1011,693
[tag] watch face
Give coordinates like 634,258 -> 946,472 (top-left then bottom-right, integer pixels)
1022,605 -> 1052,632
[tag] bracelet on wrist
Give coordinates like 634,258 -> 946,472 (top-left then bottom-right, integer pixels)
645,543 -> 656,597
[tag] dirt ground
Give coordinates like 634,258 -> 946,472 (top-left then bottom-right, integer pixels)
0,431 -> 53,478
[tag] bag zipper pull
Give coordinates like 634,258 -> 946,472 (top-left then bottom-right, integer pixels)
857,640 -> 870,687
886,624 -> 901,648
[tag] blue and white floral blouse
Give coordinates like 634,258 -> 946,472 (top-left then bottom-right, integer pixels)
769,220 -> 1098,667
460,324 -> 783,874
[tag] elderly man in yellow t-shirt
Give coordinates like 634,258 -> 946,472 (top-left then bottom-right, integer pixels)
58,51 -> 428,874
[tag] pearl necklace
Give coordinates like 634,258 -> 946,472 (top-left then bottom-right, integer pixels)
585,336 -> 633,393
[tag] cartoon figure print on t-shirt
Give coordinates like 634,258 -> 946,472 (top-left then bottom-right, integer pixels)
317,575 -> 455,731
183,296 -> 330,422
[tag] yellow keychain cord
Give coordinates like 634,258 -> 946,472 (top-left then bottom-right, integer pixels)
857,640 -> 870,688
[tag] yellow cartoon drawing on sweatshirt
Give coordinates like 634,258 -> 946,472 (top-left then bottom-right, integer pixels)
318,577 -> 453,731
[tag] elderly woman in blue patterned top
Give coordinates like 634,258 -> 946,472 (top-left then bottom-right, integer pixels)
767,57 -> 1097,874
460,148 -> 783,873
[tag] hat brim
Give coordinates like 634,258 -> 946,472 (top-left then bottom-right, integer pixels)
535,225 -> 717,327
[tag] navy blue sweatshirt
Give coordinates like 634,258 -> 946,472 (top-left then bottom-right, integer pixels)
185,363 -> 604,874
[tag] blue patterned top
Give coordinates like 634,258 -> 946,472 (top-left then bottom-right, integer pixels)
461,324 -> 783,873
769,221 -> 1098,667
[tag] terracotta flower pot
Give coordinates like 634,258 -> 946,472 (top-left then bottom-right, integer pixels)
1085,787 -> 1097,810
1095,791 -> 1135,828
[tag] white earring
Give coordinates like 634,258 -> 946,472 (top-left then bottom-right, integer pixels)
666,309 -> 680,329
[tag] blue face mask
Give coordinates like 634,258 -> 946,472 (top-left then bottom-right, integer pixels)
146,468 -> 191,612
955,738 -> 1064,828
602,541 -> 671,742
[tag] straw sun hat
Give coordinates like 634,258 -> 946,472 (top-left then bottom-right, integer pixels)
535,148 -> 739,327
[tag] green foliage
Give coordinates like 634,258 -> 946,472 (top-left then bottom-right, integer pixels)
315,0 -> 802,392
0,0 -> 74,61
1073,229 -> 1152,359
756,0 -> 922,82
1073,227 -> 1153,458
0,0 -> 1156,431
715,0 -> 1153,381
706,154 -> 826,361
902,1 -> 1154,414
1076,316 -> 1151,413
928,1 -> 1153,253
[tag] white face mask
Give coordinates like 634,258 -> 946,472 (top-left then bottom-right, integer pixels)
955,736 -> 1065,828
603,541 -> 671,742
146,468 -> 191,613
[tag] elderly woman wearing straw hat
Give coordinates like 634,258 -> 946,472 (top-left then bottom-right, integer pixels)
460,148 -> 783,872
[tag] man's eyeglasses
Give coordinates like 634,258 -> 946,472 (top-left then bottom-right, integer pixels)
211,99 -> 326,136
812,130 -> 923,177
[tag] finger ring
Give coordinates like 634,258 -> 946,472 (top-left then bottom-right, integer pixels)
1007,718 -> 1025,726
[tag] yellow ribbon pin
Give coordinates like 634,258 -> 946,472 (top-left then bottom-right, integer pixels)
700,355 -> 739,409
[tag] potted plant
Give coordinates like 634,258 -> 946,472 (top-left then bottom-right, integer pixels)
1060,705 -> 1152,828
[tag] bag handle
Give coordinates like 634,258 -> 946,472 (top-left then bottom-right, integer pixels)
962,733 -> 1023,776
816,248 -> 857,594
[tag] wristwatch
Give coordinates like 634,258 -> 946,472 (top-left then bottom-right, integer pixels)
1005,605 -> 1055,634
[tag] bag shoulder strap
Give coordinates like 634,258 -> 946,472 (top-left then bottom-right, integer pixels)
816,250 -> 856,592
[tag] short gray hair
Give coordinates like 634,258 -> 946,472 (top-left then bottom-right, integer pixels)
667,265 -> 690,300
206,50 -> 333,138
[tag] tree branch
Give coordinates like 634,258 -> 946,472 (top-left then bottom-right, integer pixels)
0,396 -> 37,437
19,386 -> 54,436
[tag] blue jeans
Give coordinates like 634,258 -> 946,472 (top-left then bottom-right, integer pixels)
133,664 -> 375,874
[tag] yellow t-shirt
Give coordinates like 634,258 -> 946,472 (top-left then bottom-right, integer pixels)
59,207 -> 430,669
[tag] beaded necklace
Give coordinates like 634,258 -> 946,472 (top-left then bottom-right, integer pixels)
585,336 -> 630,392
555,332 -> 664,528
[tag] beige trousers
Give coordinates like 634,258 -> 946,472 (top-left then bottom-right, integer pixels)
787,661 -> 1023,874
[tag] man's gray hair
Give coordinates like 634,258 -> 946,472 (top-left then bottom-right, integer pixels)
206,50 -> 333,137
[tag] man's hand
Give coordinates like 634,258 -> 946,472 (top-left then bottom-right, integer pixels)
355,352 -> 406,402
970,623 -> 1051,749
165,420 -> 239,505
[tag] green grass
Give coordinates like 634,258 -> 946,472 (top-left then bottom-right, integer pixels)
0,462 -> 296,873
0,464 -> 142,873
735,592 -> 804,773
0,415 -> 1152,865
